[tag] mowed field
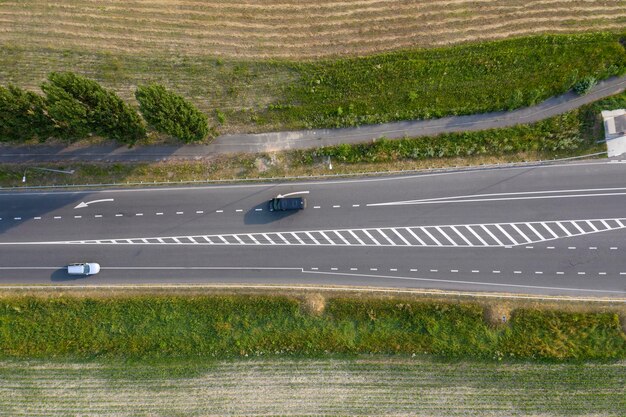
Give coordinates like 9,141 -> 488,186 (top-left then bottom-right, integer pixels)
1,0 -> 626,58
0,357 -> 624,416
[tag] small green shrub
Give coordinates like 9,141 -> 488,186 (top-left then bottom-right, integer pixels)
43,72 -> 146,144
573,76 -> 598,95
136,84 -> 210,143
0,84 -> 53,142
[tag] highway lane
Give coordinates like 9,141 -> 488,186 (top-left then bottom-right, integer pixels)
1,160 -> 626,296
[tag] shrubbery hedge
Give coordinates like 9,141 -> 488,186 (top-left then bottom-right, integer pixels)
135,84 -> 209,143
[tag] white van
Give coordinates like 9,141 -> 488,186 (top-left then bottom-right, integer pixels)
67,263 -> 101,276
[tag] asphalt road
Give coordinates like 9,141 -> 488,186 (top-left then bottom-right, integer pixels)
2,160 -> 626,297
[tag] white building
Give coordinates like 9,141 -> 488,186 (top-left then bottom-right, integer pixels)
602,109 -> 626,157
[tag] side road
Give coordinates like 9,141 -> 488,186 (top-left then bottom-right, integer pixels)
2,75 -> 625,163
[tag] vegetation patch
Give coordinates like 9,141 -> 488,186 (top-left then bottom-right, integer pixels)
2,33 -> 625,134
0,295 -> 624,361
0,356 -> 624,416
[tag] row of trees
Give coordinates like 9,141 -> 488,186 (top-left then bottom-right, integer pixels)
0,72 -> 209,145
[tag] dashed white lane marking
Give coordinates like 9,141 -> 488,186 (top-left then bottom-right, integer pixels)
254,208 -> 262,212
556,272 -> 564,275
74,215 -> 81,219
313,206 -> 321,209
514,271 -> 522,274
535,271 -> 543,275
568,246 -> 576,250
578,272 -> 586,275
352,204 -> 360,207
611,247 -> 618,250
525,246 -> 534,249
14,217 -> 21,220
350,268 -> 358,271
547,246 -> 555,249
34,217 -> 41,220
136,213 -> 143,216
311,267 -> 318,271
331,267 -> 338,271
390,268 -> 398,272
492,270 -> 501,274
590,246 -> 597,250
216,210 -> 223,213
370,268 -> 378,271
54,216 -> 61,219
156,212 -> 163,216
236,209 -> 243,212
451,269 -> 458,273
94,215 -> 102,218
430,269 -> 438,272
599,272 -> 607,275
176,211 -> 184,215
332,205 -> 341,208
196,210 -> 204,214
621,272 -> 626,275
472,270 -> 479,273
410,268 -> 417,272
115,214 -> 123,217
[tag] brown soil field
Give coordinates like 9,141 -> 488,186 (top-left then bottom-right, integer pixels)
0,357 -> 624,416
1,0 -> 625,59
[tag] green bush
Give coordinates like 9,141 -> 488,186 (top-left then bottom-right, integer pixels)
43,72 -> 146,144
135,84 -> 209,143
0,84 -> 53,142
573,76 -> 598,95
41,82 -> 91,140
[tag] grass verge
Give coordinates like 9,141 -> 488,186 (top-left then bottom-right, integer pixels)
2,33 -> 625,133
2,88 -> 624,188
0,290 -> 624,361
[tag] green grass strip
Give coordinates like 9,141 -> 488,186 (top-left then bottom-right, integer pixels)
0,296 -> 624,361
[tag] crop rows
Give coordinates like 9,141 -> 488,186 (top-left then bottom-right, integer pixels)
0,358 -> 624,415
1,0 -> 625,58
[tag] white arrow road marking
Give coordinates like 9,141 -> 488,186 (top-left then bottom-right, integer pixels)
276,191 -> 310,198
74,199 -> 115,209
